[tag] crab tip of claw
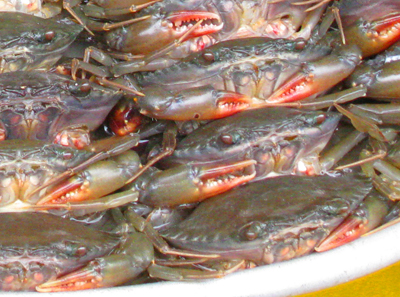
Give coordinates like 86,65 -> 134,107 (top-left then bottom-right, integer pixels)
199,159 -> 256,196
36,269 -> 100,292
216,92 -> 252,117
167,11 -> 223,37
315,217 -> 364,252
267,73 -> 313,104
37,178 -> 85,205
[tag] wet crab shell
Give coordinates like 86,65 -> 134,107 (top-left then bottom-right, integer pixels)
162,172 -> 372,264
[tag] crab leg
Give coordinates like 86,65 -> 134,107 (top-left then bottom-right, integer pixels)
335,104 -> 388,142
36,156 -> 256,208
148,260 -> 247,281
347,104 -> 400,125
110,19 -> 206,76
27,190 -> 139,214
82,0 -> 161,18
257,85 -> 366,110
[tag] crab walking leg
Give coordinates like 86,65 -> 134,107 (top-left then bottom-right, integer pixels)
264,85 -> 367,110
148,260 -> 247,281
318,129 -> 367,171
27,190 -> 139,215
335,104 -> 389,142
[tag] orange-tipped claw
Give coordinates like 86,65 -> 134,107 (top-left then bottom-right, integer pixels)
315,215 -> 365,252
266,72 -> 315,104
267,45 -> 361,104
137,159 -> 257,207
37,231 -> 154,292
36,266 -> 100,292
345,13 -> 400,58
138,86 -> 253,121
316,189 -> 392,252
196,159 -> 257,198
36,151 -> 140,206
36,176 -> 86,205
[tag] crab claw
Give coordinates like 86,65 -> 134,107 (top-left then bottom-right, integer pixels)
36,151 -> 141,205
105,11 -> 222,55
133,159 -> 257,207
138,85 -> 253,121
345,13 -> 400,58
37,231 -> 154,292
315,189 -> 391,252
266,44 -> 361,104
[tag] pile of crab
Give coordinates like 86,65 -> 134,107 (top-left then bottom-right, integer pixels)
1,0 -> 400,292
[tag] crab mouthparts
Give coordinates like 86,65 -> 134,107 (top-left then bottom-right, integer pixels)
167,11 -> 223,36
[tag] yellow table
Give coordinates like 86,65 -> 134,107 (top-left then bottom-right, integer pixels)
300,260 -> 400,297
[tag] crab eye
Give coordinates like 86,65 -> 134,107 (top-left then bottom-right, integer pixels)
63,151 -> 73,160
315,114 -> 326,125
60,241 -> 88,257
202,51 -> 215,62
45,31 -> 56,41
220,132 -> 240,145
75,246 -> 87,257
80,82 -> 91,93
239,221 -> 264,241
69,82 -> 91,97
31,31 -> 53,43
295,39 -> 307,50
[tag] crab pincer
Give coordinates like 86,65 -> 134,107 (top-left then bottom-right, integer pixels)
266,44 -> 362,104
316,188 -> 393,252
344,12 -> 400,58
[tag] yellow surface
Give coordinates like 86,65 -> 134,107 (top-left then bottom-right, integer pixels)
299,260 -> 400,297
